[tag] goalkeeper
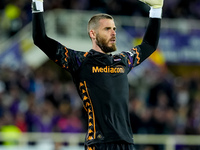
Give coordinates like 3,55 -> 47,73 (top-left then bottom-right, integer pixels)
32,0 -> 164,150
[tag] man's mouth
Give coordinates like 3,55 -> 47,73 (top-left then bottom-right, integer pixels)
110,38 -> 116,43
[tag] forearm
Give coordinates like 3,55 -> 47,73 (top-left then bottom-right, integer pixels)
32,12 -> 47,48
142,7 -> 162,49
32,0 -> 46,47
139,0 -> 163,50
32,0 -> 59,59
130,5 -> 162,66
138,7 -> 162,61
142,18 -> 161,50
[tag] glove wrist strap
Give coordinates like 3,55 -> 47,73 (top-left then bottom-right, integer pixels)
32,0 -> 44,13
149,7 -> 162,18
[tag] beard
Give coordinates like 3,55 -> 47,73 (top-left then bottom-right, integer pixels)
96,34 -> 117,53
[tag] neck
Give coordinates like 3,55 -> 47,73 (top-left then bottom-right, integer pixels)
92,48 -> 105,54
92,43 -> 106,54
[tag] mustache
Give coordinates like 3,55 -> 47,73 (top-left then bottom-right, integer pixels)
110,37 -> 116,41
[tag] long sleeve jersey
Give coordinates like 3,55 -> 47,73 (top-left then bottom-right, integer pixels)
32,13 -> 161,146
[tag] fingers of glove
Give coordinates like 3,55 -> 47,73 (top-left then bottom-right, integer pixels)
139,0 -> 163,8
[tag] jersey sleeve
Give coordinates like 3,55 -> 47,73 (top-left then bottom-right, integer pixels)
53,44 -> 87,73
122,18 -> 161,72
32,12 -> 87,73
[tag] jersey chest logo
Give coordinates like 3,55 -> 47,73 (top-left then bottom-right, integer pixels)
92,65 -> 125,74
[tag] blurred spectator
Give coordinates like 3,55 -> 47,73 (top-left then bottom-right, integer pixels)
0,111 -> 22,145
147,71 -> 175,108
1,0 -> 23,37
56,100 -> 84,133
15,112 -> 27,132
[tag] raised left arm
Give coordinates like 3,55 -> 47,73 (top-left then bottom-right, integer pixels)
125,0 -> 163,68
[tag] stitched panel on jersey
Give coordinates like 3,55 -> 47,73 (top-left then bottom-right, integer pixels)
79,81 -> 96,141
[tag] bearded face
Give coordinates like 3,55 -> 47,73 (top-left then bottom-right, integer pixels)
96,33 -> 117,53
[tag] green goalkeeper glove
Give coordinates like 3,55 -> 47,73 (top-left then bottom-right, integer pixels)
32,0 -> 44,13
139,0 -> 164,8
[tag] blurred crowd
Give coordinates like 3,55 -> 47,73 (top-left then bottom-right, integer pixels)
0,63 -> 86,135
129,67 -> 200,136
129,65 -> 200,150
0,61 -> 200,136
0,0 -> 200,38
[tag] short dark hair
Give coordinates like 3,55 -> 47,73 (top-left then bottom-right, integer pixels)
87,13 -> 114,37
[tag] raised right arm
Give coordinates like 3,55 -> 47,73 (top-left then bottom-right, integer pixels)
32,0 -> 88,73
32,0 -> 59,60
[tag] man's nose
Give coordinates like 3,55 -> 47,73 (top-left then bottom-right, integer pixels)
112,29 -> 116,35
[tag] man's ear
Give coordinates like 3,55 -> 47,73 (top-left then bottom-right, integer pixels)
89,30 -> 96,39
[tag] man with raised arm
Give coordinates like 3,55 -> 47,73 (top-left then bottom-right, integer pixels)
32,0 -> 164,149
